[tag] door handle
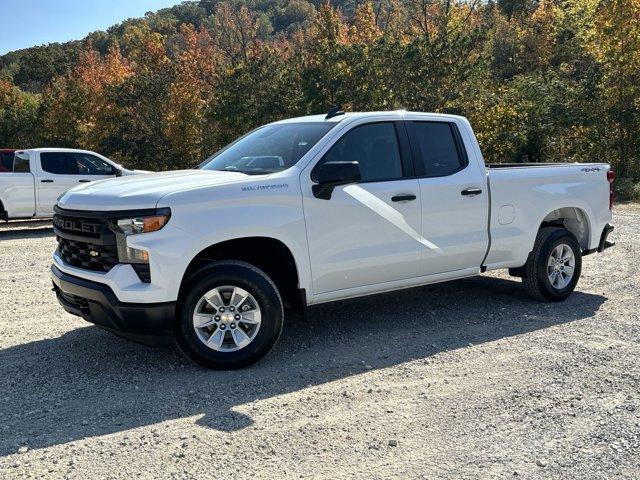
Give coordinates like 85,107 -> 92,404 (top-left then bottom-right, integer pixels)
461,188 -> 482,196
78,179 -> 91,183
40,179 -> 54,183
391,194 -> 416,202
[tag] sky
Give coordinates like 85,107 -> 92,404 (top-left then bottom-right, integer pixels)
0,0 -> 184,55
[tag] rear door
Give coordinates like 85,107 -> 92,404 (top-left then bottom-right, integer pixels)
406,119 -> 489,274
70,152 -> 119,184
2,152 -> 36,218
37,152 -> 78,214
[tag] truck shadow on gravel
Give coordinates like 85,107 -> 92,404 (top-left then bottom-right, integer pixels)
0,276 -> 606,455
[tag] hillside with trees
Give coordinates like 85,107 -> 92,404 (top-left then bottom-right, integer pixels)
0,0 -> 639,198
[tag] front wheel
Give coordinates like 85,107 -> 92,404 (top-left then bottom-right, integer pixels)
522,227 -> 582,302
174,260 -> 283,369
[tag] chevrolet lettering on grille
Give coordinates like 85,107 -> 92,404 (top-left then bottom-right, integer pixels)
53,216 -> 101,235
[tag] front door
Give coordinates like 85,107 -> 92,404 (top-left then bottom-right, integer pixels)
302,121 -> 424,296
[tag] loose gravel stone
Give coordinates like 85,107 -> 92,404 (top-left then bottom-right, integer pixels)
0,206 -> 639,479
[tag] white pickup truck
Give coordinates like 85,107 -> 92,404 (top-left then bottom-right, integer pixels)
0,148 -> 143,221
51,111 -> 615,369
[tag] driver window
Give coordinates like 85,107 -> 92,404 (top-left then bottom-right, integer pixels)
319,123 -> 403,182
72,153 -> 115,176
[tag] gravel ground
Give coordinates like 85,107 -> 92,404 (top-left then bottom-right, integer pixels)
0,206 -> 639,479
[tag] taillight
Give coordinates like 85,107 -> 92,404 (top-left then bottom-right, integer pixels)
607,170 -> 615,210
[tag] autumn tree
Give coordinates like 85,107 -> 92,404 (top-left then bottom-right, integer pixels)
41,47 -> 131,150
589,0 -> 640,178
300,3 -> 349,110
1,0 -> 640,198
207,2 -> 260,67
107,25 -> 173,170
205,41 -> 305,151
164,24 -> 218,166
0,80 -> 42,148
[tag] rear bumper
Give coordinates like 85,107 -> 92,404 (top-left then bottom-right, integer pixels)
598,224 -> 615,252
584,224 -> 615,255
51,265 -> 175,345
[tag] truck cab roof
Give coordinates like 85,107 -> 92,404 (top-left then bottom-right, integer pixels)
271,111 -> 467,125
16,147 -> 106,155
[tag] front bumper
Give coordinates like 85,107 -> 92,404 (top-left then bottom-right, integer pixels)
52,265 -> 176,346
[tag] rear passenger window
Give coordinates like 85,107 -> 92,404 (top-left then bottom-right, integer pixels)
41,152 -> 73,175
409,122 -> 466,177
0,153 -> 14,172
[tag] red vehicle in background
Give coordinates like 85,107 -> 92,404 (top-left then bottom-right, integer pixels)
0,149 -> 17,173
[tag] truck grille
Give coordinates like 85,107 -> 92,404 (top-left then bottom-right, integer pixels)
53,209 -> 151,282
54,212 -> 119,273
56,236 -> 119,272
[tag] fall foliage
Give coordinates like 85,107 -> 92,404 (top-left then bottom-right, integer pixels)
0,0 -> 639,197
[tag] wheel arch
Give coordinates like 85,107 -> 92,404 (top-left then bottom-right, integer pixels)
538,206 -> 591,251
179,236 -> 305,316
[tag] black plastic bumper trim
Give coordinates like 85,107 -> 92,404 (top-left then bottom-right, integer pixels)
51,265 -> 175,341
598,224 -> 615,252
583,224 -> 615,256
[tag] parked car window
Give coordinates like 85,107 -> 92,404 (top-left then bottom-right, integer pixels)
72,153 -> 116,176
409,122 -> 466,177
13,155 -> 30,173
0,152 -> 14,172
317,123 -> 403,182
41,152 -> 74,175
200,122 -> 336,175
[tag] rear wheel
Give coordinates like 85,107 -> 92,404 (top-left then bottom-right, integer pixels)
522,227 -> 582,302
174,260 -> 283,369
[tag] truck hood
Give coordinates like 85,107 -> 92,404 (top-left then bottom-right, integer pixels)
57,169 -> 249,211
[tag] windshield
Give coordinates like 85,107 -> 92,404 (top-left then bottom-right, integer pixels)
199,122 -> 337,174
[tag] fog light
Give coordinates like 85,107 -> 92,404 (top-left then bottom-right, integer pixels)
116,241 -> 149,264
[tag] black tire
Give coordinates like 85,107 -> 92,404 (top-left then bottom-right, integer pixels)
522,227 -> 582,302
174,260 -> 283,369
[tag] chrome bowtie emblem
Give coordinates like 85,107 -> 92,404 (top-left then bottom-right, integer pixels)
89,250 -> 100,257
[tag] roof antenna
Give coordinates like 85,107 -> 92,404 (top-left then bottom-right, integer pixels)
325,106 -> 345,120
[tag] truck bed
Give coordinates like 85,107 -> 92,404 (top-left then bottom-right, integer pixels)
483,162 -> 612,271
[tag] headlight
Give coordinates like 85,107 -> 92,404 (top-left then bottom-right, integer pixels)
110,209 -> 170,264
113,210 -> 171,236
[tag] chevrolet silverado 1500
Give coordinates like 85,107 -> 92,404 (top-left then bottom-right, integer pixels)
50,111 -> 615,369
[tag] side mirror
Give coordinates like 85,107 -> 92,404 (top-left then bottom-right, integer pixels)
114,168 -> 123,177
312,161 -> 361,200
